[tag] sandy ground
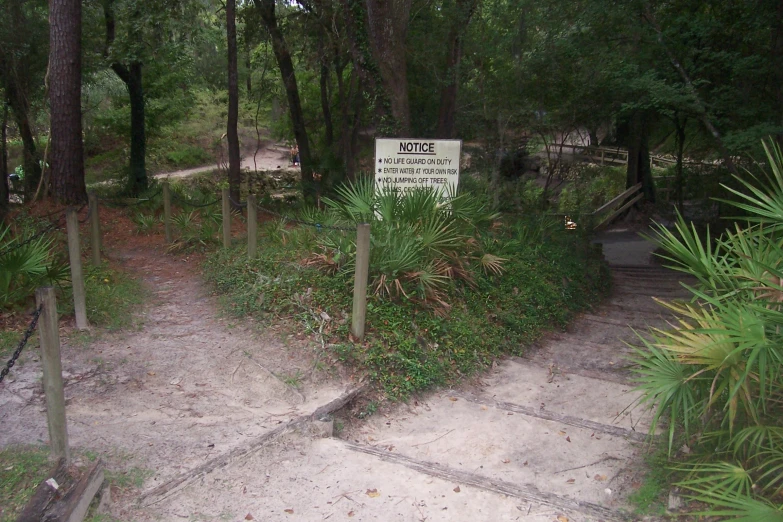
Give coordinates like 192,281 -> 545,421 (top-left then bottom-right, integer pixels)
2,169 -> 684,521
156,143 -> 298,181
127,230 -> 686,522
0,208 -> 353,519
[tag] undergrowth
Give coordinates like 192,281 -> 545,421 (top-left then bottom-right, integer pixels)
204,215 -> 609,400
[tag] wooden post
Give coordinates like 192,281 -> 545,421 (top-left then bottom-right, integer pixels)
600,149 -> 605,166
36,287 -> 70,464
65,208 -> 88,330
88,191 -> 101,265
163,182 -> 173,243
222,187 -> 231,248
247,194 -> 257,259
351,223 -> 371,340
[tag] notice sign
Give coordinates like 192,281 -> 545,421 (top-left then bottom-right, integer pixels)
374,139 -> 462,197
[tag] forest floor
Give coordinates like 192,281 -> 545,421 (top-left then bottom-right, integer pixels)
1,153 -> 687,521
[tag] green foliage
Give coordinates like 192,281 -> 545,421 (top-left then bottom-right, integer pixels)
557,165 -> 626,216
0,446 -> 50,522
0,220 -> 68,309
320,181 -> 500,303
132,213 -> 160,235
633,139 -> 783,514
203,204 -> 607,400
80,264 -> 145,330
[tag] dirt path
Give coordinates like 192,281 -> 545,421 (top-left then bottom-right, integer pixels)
156,143 -> 297,180
133,228 -> 687,522
0,224 -> 352,519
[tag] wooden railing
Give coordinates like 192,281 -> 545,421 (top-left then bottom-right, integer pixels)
591,183 -> 643,230
553,143 -> 720,170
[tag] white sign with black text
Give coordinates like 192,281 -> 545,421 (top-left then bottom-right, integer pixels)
374,139 -> 462,198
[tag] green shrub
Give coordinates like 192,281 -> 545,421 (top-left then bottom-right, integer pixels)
164,144 -> 212,168
633,139 -> 783,517
318,180 -> 501,303
203,203 -> 608,400
0,220 -> 68,310
558,164 -> 625,216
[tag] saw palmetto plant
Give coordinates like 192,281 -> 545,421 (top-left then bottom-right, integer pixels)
316,178 -> 502,304
634,139 -> 783,518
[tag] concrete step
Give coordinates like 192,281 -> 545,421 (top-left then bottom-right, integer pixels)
144,429 -> 621,522
476,359 -> 652,437
353,392 -> 644,520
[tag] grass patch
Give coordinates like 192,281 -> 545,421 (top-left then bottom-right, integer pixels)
204,217 -> 609,400
627,449 -> 673,516
0,446 -> 51,522
63,263 -> 146,331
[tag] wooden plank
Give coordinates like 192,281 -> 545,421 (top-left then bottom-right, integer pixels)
16,460 -> 104,522
138,385 -> 366,507
50,462 -> 105,522
592,183 -> 642,215
343,441 -> 630,522
451,392 -> 648,442
16,459 -> 69,522
595,193 -> 645,230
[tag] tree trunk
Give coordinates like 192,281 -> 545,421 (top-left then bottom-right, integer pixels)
1,99 -> 8,220
435,0 -> 478,139
104,0 -> 147,195
245,36 -> 253,94
253,0 -> 315,203
49,0 -> 86,204
227,0 -> 242,209
4,78 -> 42,201
626,111 -> 655,203
126,62 -> 147,194
674,116 -> 686,214
320,42 -> 334,147
365,0 -> 412,136
774,0 -> 783,145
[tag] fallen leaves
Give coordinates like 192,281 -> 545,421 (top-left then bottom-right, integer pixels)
556,516 -> 569,522
284,508 -> 294,514
566,478 -> 575,484
453,486 -> 461,493
594,474 -> 607,481
366,488 -> 380,498
448,397 -> 458,402
244,514 -> 253,520
347,511 -> 355,517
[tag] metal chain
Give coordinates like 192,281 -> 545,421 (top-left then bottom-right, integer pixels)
0,305 -> 43,385
171,192 -> 221,208
254,204 -> 355,232
76,203 -> 91,224
228,195 -> 248,208
98,188 -> 162,207
0,217 -> 64,257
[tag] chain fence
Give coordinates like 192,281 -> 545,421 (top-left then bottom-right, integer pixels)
0,305 -> 43,385
227,193 -> 354,232
171,191 -> 221,208
0,203 -> 88,258
98,188 -> 162,208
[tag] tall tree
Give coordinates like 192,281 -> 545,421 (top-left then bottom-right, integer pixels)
435,0 -> 479,138
1,98 -> 8,219
365,0 -> 412,136
226,0 -> 241,208
102,0 -> 147,194
253,0 -> 316,202
49,0 -> 86,204
0,0 -> 46,200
